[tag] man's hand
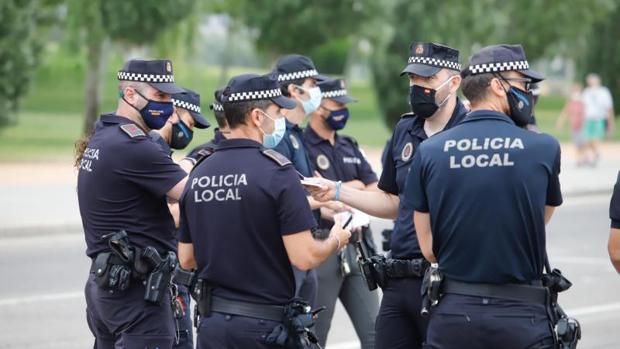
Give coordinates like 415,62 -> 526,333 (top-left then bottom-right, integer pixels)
329,214 -> 352,250
303,177 -> 336,202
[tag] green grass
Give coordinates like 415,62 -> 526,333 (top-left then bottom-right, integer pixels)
1,48 -> 618,161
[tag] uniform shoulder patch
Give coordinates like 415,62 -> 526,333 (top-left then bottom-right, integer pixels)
261,149 -> 292,167
120,124 -> 146,138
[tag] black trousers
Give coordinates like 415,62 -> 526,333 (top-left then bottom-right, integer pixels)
424,294 -> 554,349
374,277 -> 428,349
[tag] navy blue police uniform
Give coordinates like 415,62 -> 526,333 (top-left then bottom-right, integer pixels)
403,44 -> 562,349
273,54 -> 327,307
184,89 -> 227,165
303,78 -> 380,348
77,59 -> 187,349
169,87 -> 210,349
178,73 -> 318,349
612,172 -> 620,229
374,42 -> 467,349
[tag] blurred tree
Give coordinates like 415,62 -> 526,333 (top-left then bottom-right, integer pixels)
0,0 -> 59,127
225,0 -> 383,70
580,2 -> 620,114
69,0 -> 195,134
369,0 -> 614,128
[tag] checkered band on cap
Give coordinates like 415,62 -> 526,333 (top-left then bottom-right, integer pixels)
117,71 -> 175,83
211,102 -> 224,112
172,99 -> 200,113
227,88 -> 282,102
277,69 -> 318,82
322,89 -> 347,99
468,60 -> 530,74
407,56 -> 461,71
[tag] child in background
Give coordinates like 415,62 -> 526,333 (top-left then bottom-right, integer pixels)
556,83 -> 586,166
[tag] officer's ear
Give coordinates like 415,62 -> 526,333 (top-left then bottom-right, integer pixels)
449,74 -> 462,93
249,107 -> 264,128
489,77 -> 507,98
288,84 -> 303,100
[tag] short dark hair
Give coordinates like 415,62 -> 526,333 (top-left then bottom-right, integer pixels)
213,111 -> 228,128
223,100 -> 273,129
280,78 -> 308,97
460,72 -> 494,104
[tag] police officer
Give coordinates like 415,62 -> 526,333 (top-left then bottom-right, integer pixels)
177,73 -> 351,348
609,172 -> 620,273
303,77 -> 380,348
181,88 -> 230,168
403,44 -> 562,348
77,59 -> 188,348
273,54 -> 330,307
306,42 -> 467,349
151,87 -> 211,349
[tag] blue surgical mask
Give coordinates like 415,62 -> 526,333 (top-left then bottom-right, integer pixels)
325,108 -> 350,130
297,86 -> 322,115
259,110 -> 286,148
123,90 -> 174,129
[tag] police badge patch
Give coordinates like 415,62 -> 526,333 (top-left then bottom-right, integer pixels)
290,134 -> 300,149
316,154 -> 330,170
401,142 -> 413,161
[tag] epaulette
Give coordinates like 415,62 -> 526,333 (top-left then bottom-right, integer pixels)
340,135 -> 359,148
120,124 -> 146,138
190,144 -> 217,173
261,149 -> 292,167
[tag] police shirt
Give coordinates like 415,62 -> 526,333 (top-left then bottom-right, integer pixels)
274,120 -> 314,177
378,100 -> 467,258
178,138 -> 316,305
303,125 -> 378,227
403,110 -> 563,284
77,114 -> 187,257
184,128 -> 227,164
611,172 -> 620,229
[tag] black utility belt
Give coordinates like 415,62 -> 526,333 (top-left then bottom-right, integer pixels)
385,257 -> 430,279
442,279 -> 548,304
209,296 -> 286,322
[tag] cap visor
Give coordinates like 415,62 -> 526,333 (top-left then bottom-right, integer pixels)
331,95 -> 357,104
519,69 -> 544,83
314,74 -> 329,82
149,82 -> 185,94
271,95 -> 297,110
190,111 -> 211,129
400,64 -> 441,77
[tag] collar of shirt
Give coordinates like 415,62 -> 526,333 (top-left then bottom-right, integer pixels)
285,119 -> 303,133
213,128 -> 227,144
407,97 -> 467,140
304,125 -> 341,147
216,138 -> 262,150
462,109 -> 516,126
100,113 -> 139,127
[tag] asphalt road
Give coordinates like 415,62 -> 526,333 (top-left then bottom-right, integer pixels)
0,193 -> 618,348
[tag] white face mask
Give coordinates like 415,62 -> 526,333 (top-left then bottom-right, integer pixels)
295,85 -> 322,115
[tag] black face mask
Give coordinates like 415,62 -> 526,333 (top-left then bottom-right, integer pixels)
408,77 -> 453,119
170,119 -> 193,149
503,84 -> 534,127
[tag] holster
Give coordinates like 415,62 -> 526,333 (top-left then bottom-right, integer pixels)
420,265 -> 443,316
542,268 -> 581,348
192,279 -> 213,328
265,299 -> 319,349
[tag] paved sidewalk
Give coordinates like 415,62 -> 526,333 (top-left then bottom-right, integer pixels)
1,142 -> 618,235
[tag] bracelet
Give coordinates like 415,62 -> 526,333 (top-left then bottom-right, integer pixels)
334,180 -> 342,201
329,235 -> 341,250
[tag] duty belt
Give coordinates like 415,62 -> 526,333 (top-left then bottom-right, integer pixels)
210,296 -> 285,322
442,279 -> 548,304
385,258 -> 430,278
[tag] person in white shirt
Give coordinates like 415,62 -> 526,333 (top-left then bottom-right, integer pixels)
581,73 -> 615,165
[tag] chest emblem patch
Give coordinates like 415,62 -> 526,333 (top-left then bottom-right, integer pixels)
290,134 -> 300,149
401,142 -> 414,162
316,154 -> 330,170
